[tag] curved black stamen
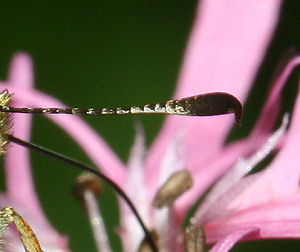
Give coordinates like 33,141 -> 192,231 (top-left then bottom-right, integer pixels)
8,134 -> 158,252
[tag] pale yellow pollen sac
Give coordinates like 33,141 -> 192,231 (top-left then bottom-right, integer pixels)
0,90 -> 12,106
0,206 -> 44,252
138,229 -> 159,252
0,90 -> 12,155
184,224 -> 205,252
153,170 -> 193,208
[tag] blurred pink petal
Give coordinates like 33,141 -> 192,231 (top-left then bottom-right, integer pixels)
120,125 -> 150,251
145,0 -> 282,204
1,53 -> 69,251
195,114 -> 289,225
0,84 -> 127,186
8,52 -> 33,87
209,226 -> 259,252
205,198 -> 300,243
0,59 -> 127,249
5,53 -> 37,213
177,55 -> 300,216
192,59 -> 300,245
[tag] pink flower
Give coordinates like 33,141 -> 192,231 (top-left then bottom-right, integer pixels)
1,0 -> 300,251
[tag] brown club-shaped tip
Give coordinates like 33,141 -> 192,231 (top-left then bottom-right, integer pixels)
73,172 -> 103,211
179,92 -> 243,123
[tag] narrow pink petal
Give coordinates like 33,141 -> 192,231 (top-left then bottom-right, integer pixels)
8,52 -> 34,87
209,226 -> 259,252
120,125 -> 149,252
176,0 -> 282,98
146,0 -> 282,192
222,76 -> 300,211
261,82 -> 300,194
194,114 -> 288,224
249,55 -> 300,137
0,85 -> 127,186
3,54 -> 70,247
4,53 -> 45,219
174,54 -> 300,216
202,78 -> 300,243
126,124 -> 148,213
205,198 -> 300,243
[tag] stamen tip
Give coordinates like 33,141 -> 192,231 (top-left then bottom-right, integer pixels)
153,170 -> 193,208
73,172 -> 103,210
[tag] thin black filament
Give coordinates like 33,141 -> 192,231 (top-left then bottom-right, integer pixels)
8,134 -> 158,252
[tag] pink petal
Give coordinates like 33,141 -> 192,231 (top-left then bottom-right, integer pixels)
0,84 -> 127,186
120,125 -> 149,251
223,75 -> 300,211
205,198 -> 300,244
209,226 -> 259,252
3,53 -> 69,249
145,0 -> 282,196
202,75 -> 300,243
4,53 -> 46,219
126,124 -> 148,212
249,55 -> 300,137
8,52 -> 34,87
174,55 -> 300,216
195,114 -> 288,224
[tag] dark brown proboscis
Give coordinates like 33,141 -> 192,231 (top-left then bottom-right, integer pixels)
0,92 -> 242,122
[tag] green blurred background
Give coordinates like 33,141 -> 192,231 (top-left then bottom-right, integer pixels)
0,1 -> 299,251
